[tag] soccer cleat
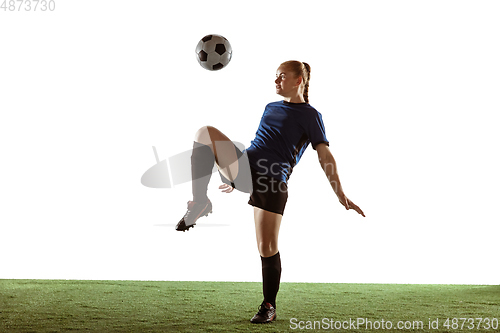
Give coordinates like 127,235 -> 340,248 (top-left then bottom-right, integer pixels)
250,301 -> 276,324
175,199 -> 212,232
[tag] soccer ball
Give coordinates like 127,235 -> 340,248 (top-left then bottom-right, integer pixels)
195,34 -> 232,71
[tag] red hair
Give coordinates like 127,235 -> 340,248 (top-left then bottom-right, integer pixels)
280,60 -> 311,103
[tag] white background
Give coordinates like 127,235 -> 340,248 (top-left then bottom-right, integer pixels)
1,0 -> 499,284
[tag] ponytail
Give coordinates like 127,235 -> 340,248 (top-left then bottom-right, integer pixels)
302,62 -> 311,104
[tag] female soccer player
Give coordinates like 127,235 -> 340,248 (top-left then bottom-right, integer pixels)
176,60 -> 365,324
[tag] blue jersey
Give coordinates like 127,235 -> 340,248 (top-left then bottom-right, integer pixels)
245,101 -> 329,183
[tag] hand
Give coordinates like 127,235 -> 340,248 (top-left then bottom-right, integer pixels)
219,183 -> 234,193
338,194 -> 365,217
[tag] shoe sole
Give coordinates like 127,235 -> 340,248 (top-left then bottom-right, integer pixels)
250,314 -> 276,324
181,210 -> 212,232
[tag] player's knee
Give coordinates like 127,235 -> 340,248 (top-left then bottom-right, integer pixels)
257,241 -> 278,258
194,126 -> 212,145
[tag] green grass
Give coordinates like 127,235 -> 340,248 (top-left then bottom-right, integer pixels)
1,280 -> 499,332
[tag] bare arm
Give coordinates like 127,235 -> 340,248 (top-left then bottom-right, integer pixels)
316,143 -> 365,217
316,143 -> 344,197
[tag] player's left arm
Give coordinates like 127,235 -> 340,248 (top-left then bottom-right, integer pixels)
316,143 -> 365,217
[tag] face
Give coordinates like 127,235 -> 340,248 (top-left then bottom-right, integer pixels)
275,66 -> 302,97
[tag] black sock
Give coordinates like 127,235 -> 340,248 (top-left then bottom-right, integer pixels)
261,251 -> 282,309
191,141 -> 215,203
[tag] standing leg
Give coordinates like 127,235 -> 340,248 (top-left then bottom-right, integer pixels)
250,207 -> 282,323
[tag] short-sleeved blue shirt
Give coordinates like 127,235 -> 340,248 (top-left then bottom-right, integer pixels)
245,101 -> 329,183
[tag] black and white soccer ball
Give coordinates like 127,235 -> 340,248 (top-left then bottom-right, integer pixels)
195,34 -> 232,71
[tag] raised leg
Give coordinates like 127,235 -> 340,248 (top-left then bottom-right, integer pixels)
194,126 -> 240,183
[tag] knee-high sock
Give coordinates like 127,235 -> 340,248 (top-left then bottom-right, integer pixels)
261,252 -> 282,309
191,141 -> 215,202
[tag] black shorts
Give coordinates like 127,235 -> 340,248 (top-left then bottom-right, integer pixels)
247,167 -> 288,215
218,144 -> 288,215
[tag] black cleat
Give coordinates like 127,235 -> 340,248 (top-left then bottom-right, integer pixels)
175,199 -> 212,232
250,301 -> 276,324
